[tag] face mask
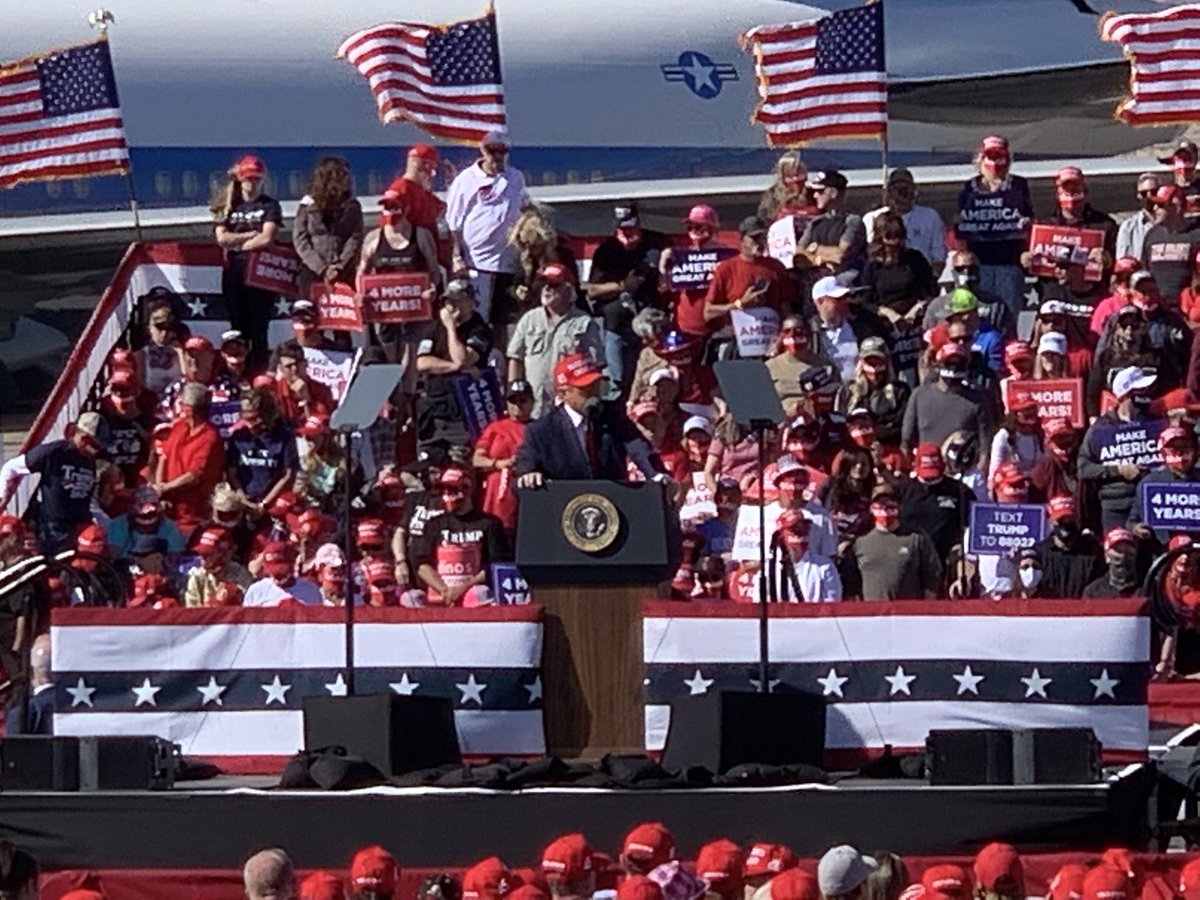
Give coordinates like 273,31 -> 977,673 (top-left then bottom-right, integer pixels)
850,426 -> 875,448
777,479 -> 804,506
1164,448 -> 1196,472
996,484 -> 1028,503
1057,188 -> 1086,213
954,268 -> 980,290
1018,567 -> 1043,589
380,209 -> 403,228
783,534 -> 809,558
780,331 -> 808,355
1176,158 -> 1195,179
1108,554 -> 1137,587
981,157 -> 1009,179
441,490 -> 467,513
1052,522 -> 1077,543
870,503 -> 899,531
615,227 -> 641,249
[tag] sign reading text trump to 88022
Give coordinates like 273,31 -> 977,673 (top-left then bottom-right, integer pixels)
967,503 -> 1048,555
1141,481 -> 1200,532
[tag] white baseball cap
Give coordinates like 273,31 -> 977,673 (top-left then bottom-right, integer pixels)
812,276 -> 851,300
682,415 -> 714,437
1037,332 -> 1068,357
1111,365 -> 1157,399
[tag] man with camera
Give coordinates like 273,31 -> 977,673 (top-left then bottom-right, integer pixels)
585,202 -> 668,399
415,279 -> 494,451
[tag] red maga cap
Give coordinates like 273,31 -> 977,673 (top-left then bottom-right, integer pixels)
299,870 -> 344,900
356,518 -> 387,546
554,353 -> 605,390
770,870 -> 820,900
973,842 -> 1023,894
539,261 -> 572,285
617,875 -> 663,900
409,144 -> 439,162
623,822 -> 676,869
981,134 -> 1010,154
1047,495 -> 1077,522
541,833 -> 594,883
914,443 -> 945,479
350,845 -> 400,894
463,856 -> 515,900
695,839 -> 744,889
235,155 -> 266,179
922,864 -> 972,900
1082,866 -> 1130,900
1104,528 -> 1137,552
1048,865 -> 1089,900
744,843 -> 797,878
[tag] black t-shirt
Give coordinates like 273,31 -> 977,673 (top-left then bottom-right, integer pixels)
898,475 -> 974,562
402,488 -> 443,570
864,248 -> 936,316
1080,576 -> 1139,599
419,313 -> 492,399
100,409 -> 150,485
409,508 -> 511,570
25,440 -> 95,530
224,195 -> 284,268
1142,224 -> 1200,303
590,230 -> 669,309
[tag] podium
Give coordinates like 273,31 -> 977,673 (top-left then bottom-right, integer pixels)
517,480 -> 679,757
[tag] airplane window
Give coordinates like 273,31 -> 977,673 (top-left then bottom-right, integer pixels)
590,171 -> 603,183
350,173 -> 359,195
72,180 -> 89,198
367,171 -> 384,195
289,171 -> 304,197
209,171 -> 225,194
263,173 -> 277,196
566,170 -> 580,185
45,181 -> 62,199
181,171 -> 198,198
542,171 -> 557,186
155,172 -> 172,198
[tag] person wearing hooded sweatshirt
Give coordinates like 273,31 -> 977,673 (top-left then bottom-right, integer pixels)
1082,528 -> 1144,598
1032,495 -> 1103,599
1078,366 -> 1159,530
836,338 -> 910,448
898,442 -> 974,564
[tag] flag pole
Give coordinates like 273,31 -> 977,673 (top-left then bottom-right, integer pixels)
89,11 -> 143,243
880,131 -> 889,206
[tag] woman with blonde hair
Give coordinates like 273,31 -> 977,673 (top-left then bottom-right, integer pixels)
212,155 -> 282,366
758,150 -> 811,222
293,156 -> 364,299
502,206 -> 576,323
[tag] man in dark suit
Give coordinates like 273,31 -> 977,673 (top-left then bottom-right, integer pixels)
515,354 -> 663,486
5,634 -> 53,735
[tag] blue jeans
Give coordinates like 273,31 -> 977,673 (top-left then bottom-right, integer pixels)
603,329 -> 638,401
978,264 -> 1028,319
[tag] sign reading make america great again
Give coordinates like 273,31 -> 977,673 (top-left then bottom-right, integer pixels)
957,184 -> 1028,242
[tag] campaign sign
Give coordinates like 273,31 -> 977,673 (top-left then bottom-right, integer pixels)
454,367 -> 503,439
1028,225 -> 1105,282
490,563 -> 530,605
309,283 -> 363,332
359,272 -> 432,324
1090,419 -> 1168,470
1141,481 -> 1200,532
1003,378 -> 1085,428
967,503 -> 1048,555
208,400 -> 241,440
244,244 -> 302,298
665,247 -> 735,291
302,347 -> 354,402
956,189 -> 1028,242
731,307 -> 781,359
732,502 -> 783,562
679,472 -> 717,523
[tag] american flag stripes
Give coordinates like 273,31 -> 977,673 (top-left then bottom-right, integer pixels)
0,38 -> 130,190
741,2 -> 887,146
1101,4 -> 1200,127
642,601 -> 1150,763
337,10 -> 507,144
52,607 -> 545,767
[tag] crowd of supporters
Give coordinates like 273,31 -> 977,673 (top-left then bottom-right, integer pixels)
0,830 -> 1189,900
5,130 -> 1200,681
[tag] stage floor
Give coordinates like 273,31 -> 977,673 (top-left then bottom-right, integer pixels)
0,767 -> 1156,871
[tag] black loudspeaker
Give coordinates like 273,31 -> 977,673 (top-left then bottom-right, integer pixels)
660,691 -> 826,774
1,737 -> 80,791
926,728 -> 1100,785
303,694 -> 461,776
0,736 -> 177,791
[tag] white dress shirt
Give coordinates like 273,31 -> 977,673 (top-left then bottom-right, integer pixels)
445,161 -> 529,273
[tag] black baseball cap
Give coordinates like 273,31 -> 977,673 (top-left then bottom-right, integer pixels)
807,170 -> 848,191
614,202 -> 639,228
506,379 -> 533,399
739,215 -> 769,237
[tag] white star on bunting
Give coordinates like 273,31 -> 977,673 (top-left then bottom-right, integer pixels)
131,677 -> 162,707
186,297 -> 208,317
1090,669 -> 1119,700
67,676 -> 97,708
952,665 -> 984,696
884,666 -> 917,696
524,676 -> 543,704
197,676 -> 227,707
324,673 -> 348,697
261,675 -> 292,706
456,673 -> 488,706
817,667 -> 849,698
683,669 -> 714,696
1021,668 -> 1052,699
389,673 -> 420,696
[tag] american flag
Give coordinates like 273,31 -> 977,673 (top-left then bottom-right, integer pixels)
643,600 -> 1149,765
52,606 -> 545,769
1101,4 -> 1200,127
337,10 -> 507,144
741,2 -> 887,146
0,38 -> 130,190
